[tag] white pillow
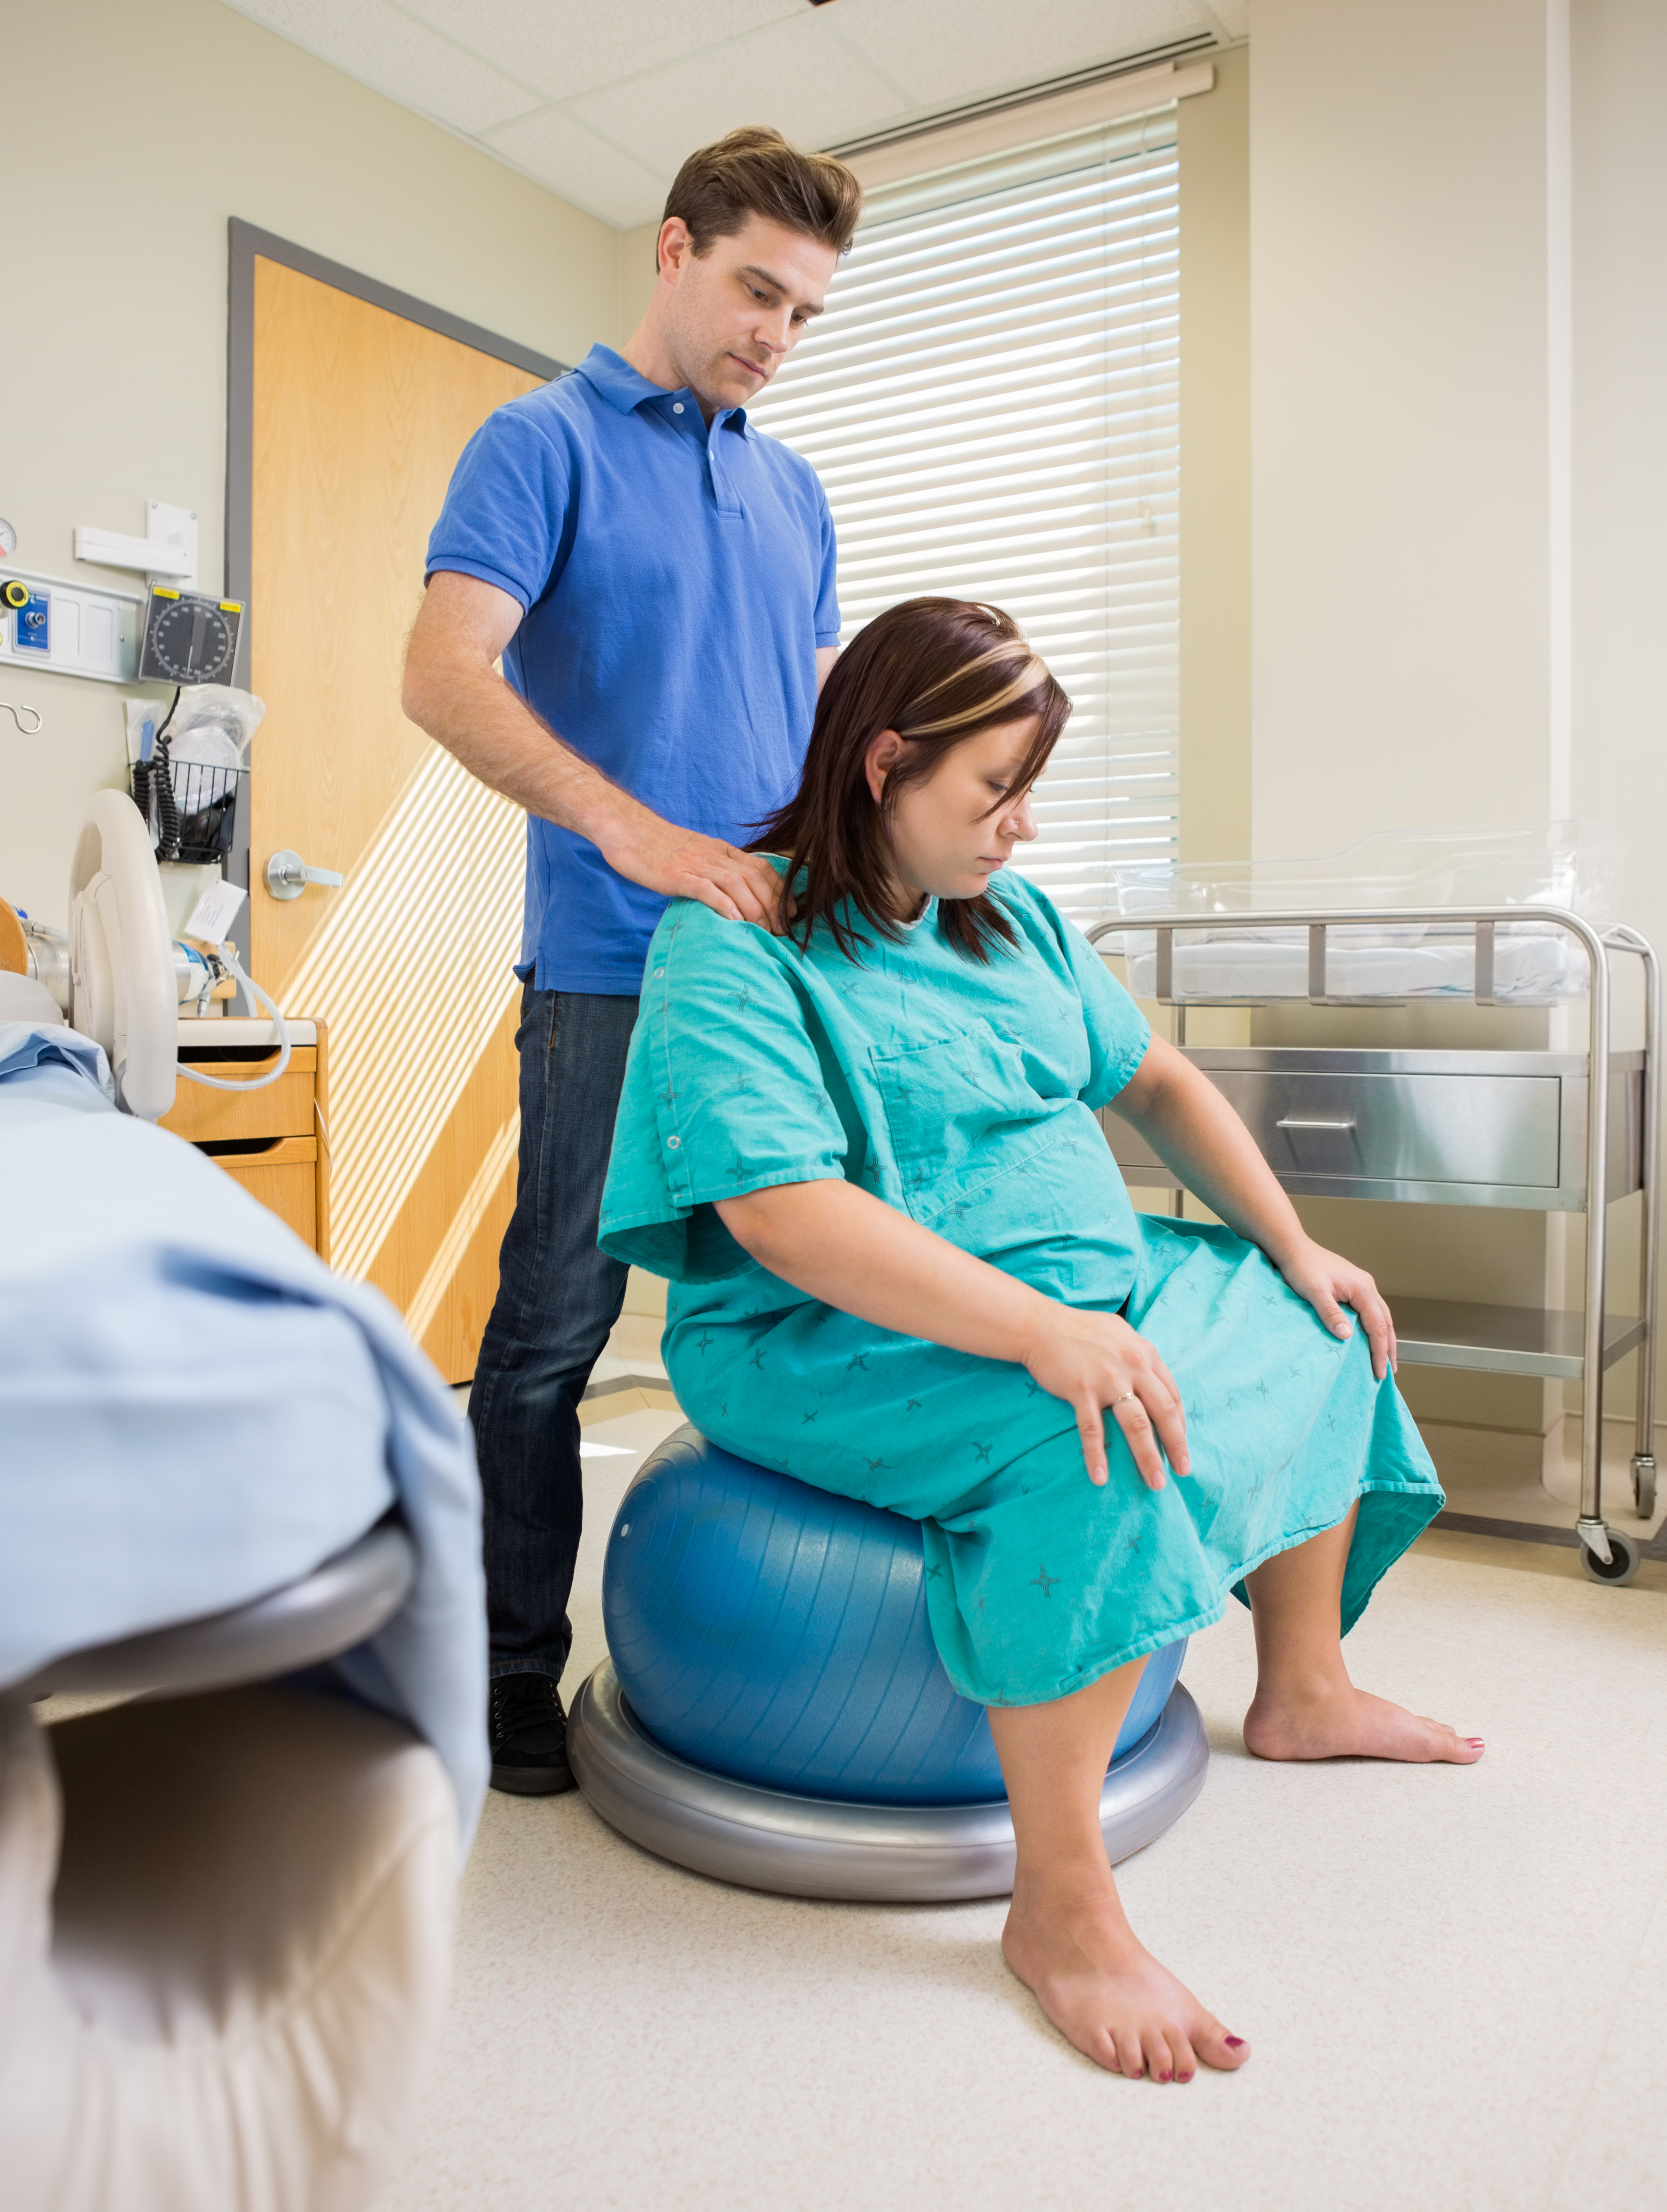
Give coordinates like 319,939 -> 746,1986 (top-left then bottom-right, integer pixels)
0,974 -> 65,1026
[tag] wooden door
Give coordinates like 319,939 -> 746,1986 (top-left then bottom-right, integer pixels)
249,257 -> 541,1380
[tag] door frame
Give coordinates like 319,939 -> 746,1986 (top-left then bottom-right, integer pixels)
222,217 -> 566,930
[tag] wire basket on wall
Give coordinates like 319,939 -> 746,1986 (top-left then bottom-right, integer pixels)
131,746 -> 244,865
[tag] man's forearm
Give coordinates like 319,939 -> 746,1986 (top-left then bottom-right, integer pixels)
716,1180 -> 1058,1364
404,569 -> 793,930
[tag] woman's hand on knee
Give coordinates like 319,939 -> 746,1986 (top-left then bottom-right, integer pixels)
1020,1310 -> 1189,1492
1275,1238 -> 1397,1380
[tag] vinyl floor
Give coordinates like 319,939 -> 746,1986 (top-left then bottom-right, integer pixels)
386,1398 -> 1667,2212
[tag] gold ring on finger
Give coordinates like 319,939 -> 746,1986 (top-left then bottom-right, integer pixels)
1112,1390 -> 1138,1407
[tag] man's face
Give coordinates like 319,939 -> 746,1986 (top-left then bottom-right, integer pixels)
658,213 -> 840,414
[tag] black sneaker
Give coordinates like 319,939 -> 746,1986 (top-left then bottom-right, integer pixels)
488,1673 -> 576,1796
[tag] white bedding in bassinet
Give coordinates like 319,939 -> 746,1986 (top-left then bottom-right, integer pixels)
1100,823 -> 1619,1003
1121,928 -> 1590,1002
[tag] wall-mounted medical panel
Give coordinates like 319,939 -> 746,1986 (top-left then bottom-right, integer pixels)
0,567 -> 143,684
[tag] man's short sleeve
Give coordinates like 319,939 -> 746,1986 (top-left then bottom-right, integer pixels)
599,900 -> 850,1281
425,394 -> 574,612
813,485 -> 840,647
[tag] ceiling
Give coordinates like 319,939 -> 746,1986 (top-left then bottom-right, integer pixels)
220,0 -> 1247,229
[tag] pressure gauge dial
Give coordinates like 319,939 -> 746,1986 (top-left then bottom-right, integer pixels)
138,586 -> 244,685
0,519 -> 16,560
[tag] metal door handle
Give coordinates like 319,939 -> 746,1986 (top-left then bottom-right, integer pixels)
1276,1116 -> 1357,1131
267,849 -> 344,901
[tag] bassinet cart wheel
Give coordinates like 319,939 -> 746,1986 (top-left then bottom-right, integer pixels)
1633,1456 -> 1657,1520
1580,1529 -> 1640,1586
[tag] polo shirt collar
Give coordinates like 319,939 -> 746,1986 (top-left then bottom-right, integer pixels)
574,343 -> 750,435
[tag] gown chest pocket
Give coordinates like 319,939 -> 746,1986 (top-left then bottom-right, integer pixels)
871,1019 -> 1072,1225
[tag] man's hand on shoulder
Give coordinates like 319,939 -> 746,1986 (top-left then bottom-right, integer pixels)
601,814 -> 791,934
408,575 -> 787,931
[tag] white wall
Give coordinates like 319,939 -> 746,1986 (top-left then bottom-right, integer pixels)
1571,0 -> 1667,946
1248,0 -> 1667,1446
1567,0 -> 1667,1426
1,0 -> 625,932
1250,0 -> 1562,859
1248,0 -> 1568,1438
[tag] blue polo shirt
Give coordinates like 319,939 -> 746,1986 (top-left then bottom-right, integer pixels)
425,344 -> 840,994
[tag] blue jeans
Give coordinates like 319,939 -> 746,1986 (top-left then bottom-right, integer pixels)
469,984 -> 640,1683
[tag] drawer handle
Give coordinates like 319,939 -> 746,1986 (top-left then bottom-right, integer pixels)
1275,1116 -> 1357,1132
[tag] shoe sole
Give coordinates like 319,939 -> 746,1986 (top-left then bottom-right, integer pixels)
491,1761 -> 577,1797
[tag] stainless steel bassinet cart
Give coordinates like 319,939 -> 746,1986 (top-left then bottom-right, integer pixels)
1087,905 -> 1661,1585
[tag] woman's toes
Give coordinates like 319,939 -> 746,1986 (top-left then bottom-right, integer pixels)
1197,2016 -> 1251,2069
1169,2030 -> 1199,2083
1111,2027 -> 1146,2080
1146,2030 -> 1175,2083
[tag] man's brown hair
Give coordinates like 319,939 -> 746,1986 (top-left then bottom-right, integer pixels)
659,125 -> 862,267
750,598 -> 1071,965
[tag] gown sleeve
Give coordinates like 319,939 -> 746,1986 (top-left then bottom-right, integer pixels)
598,898 -> 851,1282
1005,877 -> 1153,1109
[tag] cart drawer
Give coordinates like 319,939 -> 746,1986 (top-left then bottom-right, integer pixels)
1207,1069 -> 1562,1189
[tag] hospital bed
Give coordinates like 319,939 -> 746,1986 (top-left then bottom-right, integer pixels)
0,789 -> 488,2209
1087,828 -> 1660,1585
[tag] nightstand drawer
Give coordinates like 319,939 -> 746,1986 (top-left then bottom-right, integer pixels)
162,1047 -> 317,1145
208,1135 -> 318,1249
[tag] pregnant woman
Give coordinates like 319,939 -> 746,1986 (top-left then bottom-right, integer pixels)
599,597 -> 1482,2082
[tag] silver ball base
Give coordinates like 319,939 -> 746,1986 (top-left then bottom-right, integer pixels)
568,1660 -> 1209,1903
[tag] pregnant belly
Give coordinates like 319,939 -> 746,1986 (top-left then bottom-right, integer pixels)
916,1113 -> 1139,1260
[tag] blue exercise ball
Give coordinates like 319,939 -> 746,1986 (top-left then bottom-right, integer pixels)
603,1429 -> 1187,1808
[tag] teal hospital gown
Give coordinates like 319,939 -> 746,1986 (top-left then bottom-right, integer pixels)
598,869 -> 1443,1710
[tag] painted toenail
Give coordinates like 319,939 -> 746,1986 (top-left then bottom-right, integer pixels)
1225,2036 -> 1245,2049
1159,2071 -> 1172,2082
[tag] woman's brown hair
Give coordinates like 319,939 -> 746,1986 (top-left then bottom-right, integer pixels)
750,598 -> 1071,963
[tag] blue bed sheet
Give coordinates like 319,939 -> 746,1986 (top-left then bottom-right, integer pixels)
0,1023 -> 488,1852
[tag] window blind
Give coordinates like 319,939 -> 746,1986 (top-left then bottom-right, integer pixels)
751,113 -> 1181,916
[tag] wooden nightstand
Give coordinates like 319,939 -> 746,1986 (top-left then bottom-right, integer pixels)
161,1017 -> 330,1258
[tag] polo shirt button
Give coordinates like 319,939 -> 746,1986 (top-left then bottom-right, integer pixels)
672,402 -> 685,414
667,1135 -> 681,1149
652,966 -> 664,977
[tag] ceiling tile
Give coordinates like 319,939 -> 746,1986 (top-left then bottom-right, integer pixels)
482,107 -> 670,228
1204,0 -> 1250,35
224,0 -> 541,134
571,16 -> 911,177
395,0 -> 803,104
829,0 -> 1210,111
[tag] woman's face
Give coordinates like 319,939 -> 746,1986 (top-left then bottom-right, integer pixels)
866,718 -> 1041,911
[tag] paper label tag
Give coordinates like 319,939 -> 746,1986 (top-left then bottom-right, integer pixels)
183,878 -> 249,944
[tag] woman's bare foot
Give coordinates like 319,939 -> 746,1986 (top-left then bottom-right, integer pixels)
1243,1678 -> 1484,1763
1002,1875 -> 1250,2080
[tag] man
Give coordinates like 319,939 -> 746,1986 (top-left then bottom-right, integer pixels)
403,126 -> 860,1794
